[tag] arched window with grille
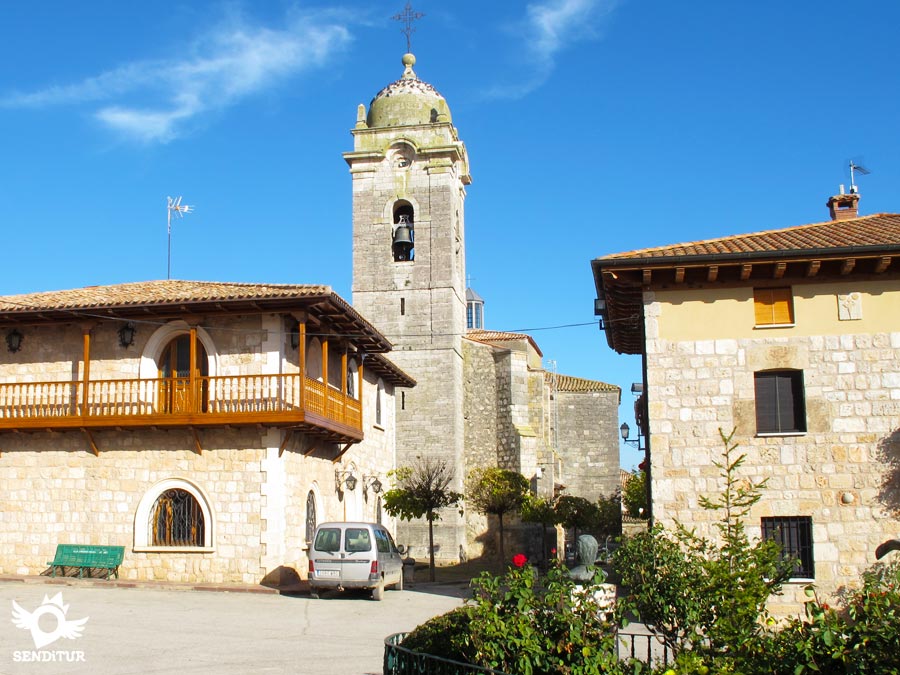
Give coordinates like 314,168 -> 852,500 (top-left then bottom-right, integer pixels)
151,488 -> 205,547
305,490 -> 317,545
134,478 -> 214,551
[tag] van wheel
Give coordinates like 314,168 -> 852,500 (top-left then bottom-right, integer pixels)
372,578 -> 385,601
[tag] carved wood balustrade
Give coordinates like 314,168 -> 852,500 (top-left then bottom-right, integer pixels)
0,373 -> 362,441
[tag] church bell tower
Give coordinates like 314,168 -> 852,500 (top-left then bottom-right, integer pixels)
345,51 -> 471,559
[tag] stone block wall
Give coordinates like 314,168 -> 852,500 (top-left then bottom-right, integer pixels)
646,312 -> 900,610
555,389 -> 621,503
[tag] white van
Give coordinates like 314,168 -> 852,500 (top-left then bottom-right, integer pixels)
308,522 -> 404,600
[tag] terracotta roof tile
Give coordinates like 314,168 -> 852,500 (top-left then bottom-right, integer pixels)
599,213 -> 900,262
0,280 -> 393,353
0,280 -> 332,312
465,329 -> 543,357
548,372 -> 620,394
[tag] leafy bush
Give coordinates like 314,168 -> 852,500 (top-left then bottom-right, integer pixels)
766,562 -> 900,675
622,470 -> 647,518
402,560 -> 636,675
400,607 -> 474,663
614,429 -> 791,662
467,561 -> 623,675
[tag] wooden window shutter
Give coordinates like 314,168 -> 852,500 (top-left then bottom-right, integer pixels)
755,370 -> 806,433
754,287 -> 794,325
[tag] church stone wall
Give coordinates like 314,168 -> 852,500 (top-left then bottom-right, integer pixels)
555,389 -> 621,502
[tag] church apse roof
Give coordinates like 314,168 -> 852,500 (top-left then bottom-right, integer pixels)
548,372 -> 621,397
465,329 -> 543,357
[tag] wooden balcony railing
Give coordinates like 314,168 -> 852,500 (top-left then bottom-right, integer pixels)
0,374 -> 362,438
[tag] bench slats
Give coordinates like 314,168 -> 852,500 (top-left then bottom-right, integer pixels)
48,544 -> 125,579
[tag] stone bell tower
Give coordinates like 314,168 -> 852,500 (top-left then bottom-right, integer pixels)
345,52 -> 471,560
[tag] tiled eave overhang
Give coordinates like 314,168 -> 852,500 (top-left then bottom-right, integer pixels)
592,244 -> 900,356
0,289 -> 394,355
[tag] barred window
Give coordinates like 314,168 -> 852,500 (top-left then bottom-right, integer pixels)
762,516 -> 814,579
152,489 -> 205,547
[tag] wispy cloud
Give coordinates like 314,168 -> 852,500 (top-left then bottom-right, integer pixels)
488,0 -> 620,99
1,11 -> 351,143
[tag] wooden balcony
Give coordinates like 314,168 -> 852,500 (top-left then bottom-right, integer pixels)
0,374 -> 363,443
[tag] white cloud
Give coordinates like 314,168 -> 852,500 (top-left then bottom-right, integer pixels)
488,0 -> 620,99
1,12 -> 351,143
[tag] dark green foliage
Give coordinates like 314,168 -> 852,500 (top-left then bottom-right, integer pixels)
555,495 -> 600,539
614,429 -> 792,660
383,458 -> 463,581
520,495 -> 560,567
400,607 -> 474,664
622,470 -> 647,518
595,491 -> 623,538
764,562 -> 900,675
466,467 -> 530,566
467,561 -> 624,675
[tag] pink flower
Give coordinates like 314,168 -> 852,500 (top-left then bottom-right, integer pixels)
512,553 -> 528,568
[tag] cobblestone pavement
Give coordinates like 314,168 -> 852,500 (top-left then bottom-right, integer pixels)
0,577 -> 466,675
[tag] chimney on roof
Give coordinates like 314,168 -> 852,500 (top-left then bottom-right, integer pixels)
827,190 -> 860,221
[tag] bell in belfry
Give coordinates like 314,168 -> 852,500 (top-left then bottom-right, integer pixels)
392,214 -> 414,261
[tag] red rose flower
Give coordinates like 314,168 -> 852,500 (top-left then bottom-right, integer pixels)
512,553 -> 527,568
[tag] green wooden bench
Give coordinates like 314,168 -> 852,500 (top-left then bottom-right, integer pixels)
48,544 -> 125,580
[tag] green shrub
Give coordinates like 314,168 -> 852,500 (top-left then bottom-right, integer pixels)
400,606 -> 474,663
615,429 -> 791,662
467,561 -> 623,675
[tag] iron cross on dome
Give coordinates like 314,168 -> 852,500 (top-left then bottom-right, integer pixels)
392,2 -> 424,53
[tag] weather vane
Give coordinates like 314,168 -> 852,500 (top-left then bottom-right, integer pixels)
392,2 -> 424,53
167,196 -> 194,280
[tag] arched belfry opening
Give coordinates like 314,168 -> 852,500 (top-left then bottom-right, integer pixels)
392,201 -> 414,262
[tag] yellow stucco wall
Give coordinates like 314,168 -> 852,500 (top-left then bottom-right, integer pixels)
651,279 -> 900,341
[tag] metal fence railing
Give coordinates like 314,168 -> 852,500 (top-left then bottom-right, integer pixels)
385,630 -> 673,674
383,633 -> 509,675
616,629 -> 672,667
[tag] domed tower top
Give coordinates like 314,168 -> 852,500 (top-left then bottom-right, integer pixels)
366,53 -> 452,128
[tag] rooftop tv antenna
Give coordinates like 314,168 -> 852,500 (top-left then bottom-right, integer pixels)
167,196 -> 194,279
392,2 -> 424,53
848,160 -> 870,194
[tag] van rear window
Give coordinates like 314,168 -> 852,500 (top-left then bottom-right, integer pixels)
345,528 -> 372,552
313,528 -> 341,553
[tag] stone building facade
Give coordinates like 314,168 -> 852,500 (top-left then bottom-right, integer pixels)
0,281 -> 412,584
592,197 -> 900,611
463,331 -> 621,561
348,53 -> 621,563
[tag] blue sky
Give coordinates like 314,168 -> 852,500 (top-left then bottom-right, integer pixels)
2,1 -> 899,470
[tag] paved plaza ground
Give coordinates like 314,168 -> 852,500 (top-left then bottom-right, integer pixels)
0,576 -> 466,675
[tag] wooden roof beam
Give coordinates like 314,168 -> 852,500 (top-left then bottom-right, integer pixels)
841,258 -> 856,275
806,260 -> 821,277
707,265 -> 719,282
674,267 -> 685,284
642,269 -> 652,286
874,256 -> 892,274
740,264 -> 752,281
81,429 -> 99,456
773,262 -> 786,279
189,427 -> 202,455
